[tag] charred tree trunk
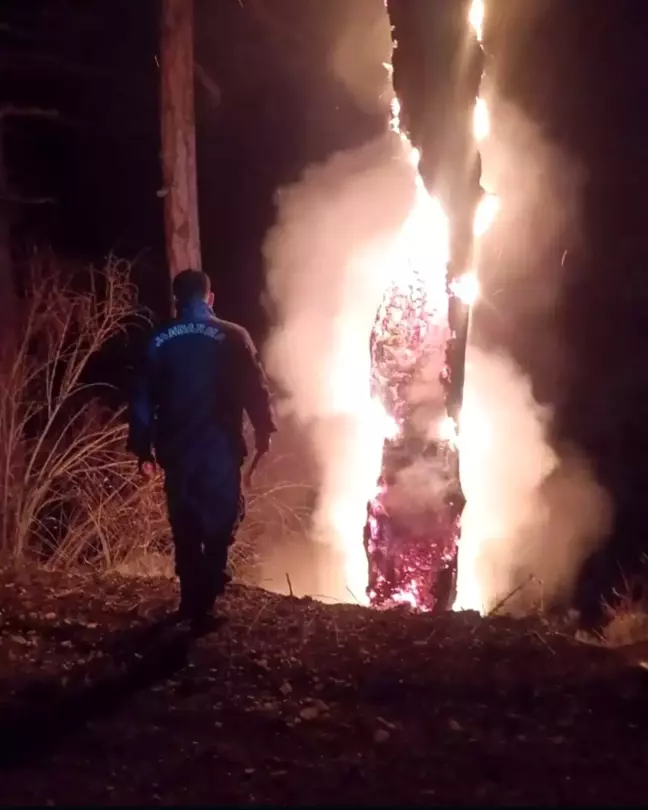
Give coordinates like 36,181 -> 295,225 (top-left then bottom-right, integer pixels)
160,0 -> 202,281
387,0 -> 484,422
365,0 -> 484,612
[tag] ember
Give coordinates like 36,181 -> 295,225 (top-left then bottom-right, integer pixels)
365,187 -> 460,612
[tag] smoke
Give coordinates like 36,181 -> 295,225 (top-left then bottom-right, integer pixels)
458,348 -> 612,613
380,363 -> 454,538
263,132 -> 419,602
261,73 -> 612,613
456,98 -> 613,614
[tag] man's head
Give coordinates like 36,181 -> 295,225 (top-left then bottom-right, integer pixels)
172,269 -> 214,309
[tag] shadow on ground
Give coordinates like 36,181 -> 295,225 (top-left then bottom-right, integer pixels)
0,613 -> 226,769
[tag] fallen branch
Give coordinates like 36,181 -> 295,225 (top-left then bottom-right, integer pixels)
486,574 -> 537,619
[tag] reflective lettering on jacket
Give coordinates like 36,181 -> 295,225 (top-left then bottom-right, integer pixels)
154,322 -> 226,349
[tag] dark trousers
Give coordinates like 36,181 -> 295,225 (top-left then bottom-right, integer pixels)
164,444 -> 244,611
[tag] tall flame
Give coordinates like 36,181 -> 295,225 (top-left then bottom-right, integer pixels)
453,0 -> 495,613
473,97 -> 490,143
469,0 -> 485,44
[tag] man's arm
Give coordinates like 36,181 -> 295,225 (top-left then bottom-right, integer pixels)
126,340 -> 157,467
237,328 -> 276,452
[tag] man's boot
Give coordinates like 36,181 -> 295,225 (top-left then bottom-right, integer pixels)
199,569 -> 231,619
191,573 -> 229,633
177,576 -> 204,622
213,568 -> 232,597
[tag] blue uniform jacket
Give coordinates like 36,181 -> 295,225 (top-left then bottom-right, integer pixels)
127,299 -> 276,470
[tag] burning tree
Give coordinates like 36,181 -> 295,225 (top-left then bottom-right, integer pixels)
364,0 -> 494,612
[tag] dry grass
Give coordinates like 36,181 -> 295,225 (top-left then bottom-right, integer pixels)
0,255 -> 315,584
0,256 -> 144,568
599,564 -> 648,648
234,439 -> 315,582
570,561 -> 648,649
112,463 -> 316,585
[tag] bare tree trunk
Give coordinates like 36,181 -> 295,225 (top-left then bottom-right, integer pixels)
160,0 -> 202,280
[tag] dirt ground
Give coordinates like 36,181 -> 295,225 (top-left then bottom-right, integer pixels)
0,569 -> 646,806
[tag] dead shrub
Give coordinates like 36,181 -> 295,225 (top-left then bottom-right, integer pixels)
600,563 -> 648,648
0,256 -> 150,568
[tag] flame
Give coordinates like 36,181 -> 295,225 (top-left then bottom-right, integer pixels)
453,382 -> 494,613
357,0 -> 495,612
330,494 -> 373,604
331,186 -> 449,604
371,185 -> 450,401
324,379 -> 403,606
439,414 -> 459,444
473,193 -> 499,238
364,169 -> 452,609
473,97 -> 490,142
458,392 -> 493,456
369,397 -> 401,441
408,147 -> 421,168
390,96 -> 401,133
454,0 -> 497,614
469,0 -> 485,43
451,271 -> 480,306
370,182 -> 450,431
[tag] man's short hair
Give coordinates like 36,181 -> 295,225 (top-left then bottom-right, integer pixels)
172,269 -> 211,304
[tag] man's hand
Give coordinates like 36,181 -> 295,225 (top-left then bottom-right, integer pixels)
139,459 -> 158,479
244,433 -> 272,488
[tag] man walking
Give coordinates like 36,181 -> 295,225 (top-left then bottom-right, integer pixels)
128,269 -> 276,626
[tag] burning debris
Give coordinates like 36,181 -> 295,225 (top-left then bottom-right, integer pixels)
364,0 -> 492,612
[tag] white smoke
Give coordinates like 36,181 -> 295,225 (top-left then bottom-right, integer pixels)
263,132 -> 419,602
456,99 -> 613,614
458,348 -> 612,613
261,78 -> 611,613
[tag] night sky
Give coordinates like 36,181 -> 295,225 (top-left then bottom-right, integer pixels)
2,0 -> 648,602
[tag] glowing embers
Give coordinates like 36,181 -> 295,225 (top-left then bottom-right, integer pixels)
370,190 -> 449,420
364,448 -> 461,612
364,184 -> 460,611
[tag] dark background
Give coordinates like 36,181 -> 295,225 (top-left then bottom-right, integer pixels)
2,0 -> 648,606
0,0 -> 388,326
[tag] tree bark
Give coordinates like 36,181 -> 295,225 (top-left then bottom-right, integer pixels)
160,0 -> 202,280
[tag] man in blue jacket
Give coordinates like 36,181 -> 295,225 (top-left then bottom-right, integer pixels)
128,269 -> 276,625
